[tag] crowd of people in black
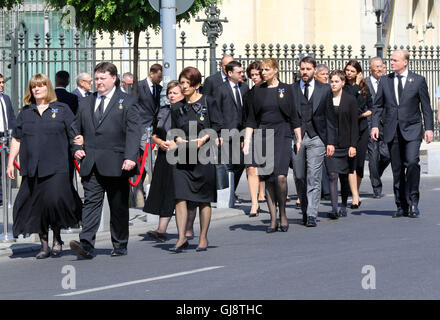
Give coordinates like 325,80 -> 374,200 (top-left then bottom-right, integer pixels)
1,48 -> 434,259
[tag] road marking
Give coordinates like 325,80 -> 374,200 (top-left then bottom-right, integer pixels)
55,266 -> 224,297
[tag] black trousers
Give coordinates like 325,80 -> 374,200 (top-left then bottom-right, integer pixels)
368,135 -> 390,194
388,128 -> 421,212
79,167 -> 130,249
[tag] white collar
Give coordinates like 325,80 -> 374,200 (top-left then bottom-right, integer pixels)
97,85 -> 116,100
395,69 -> 409,78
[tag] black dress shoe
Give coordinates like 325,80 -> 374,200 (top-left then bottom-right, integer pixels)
36,248 -> 51,259
338,208 -> 347,217
328,211 -> 339,220
51,241 -> 64,258
350,201 -> 361,209
111,248 -> 127,257
169,240 -> 189,253
306,216 -> 317,227
392,208 -> 407,218
70,240 -> 94,259
409,205 -> 420,218
266,224 -> 279,233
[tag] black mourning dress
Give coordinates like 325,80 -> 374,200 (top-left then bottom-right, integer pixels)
170,95 -> 222,203
12,102 -> 82,238
143,105 -> 175,217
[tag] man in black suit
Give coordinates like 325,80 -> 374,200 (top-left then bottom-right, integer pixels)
366,57 -> 390,199
291,56 -> 337,227
201,55 -> 234,97
215,61 -> 249,199
136,63 -> 163,205
71,72 -> 92,100
371,50 -> 434,218
0,73 -> 17,206
55,71 -> 79,115
69,62 -> 139,258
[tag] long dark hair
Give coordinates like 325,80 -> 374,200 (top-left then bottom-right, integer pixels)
344,60 -> 368,97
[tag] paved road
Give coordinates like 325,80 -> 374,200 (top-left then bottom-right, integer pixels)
1,165 -> 439,300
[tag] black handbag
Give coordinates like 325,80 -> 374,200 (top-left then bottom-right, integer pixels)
215,163 -> 229,190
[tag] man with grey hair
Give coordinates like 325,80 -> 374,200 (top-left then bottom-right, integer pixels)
71,72 -> 92,100
366,56 -> 390,199
121,72 -> 134,94
315,64 -> 329,84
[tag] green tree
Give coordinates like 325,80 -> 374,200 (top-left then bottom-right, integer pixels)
46,0 -> 217,94
0,0 -> 22,10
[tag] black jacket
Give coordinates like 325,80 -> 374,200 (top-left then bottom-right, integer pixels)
245,82 -> 301,136
0,92 -> 17,131
137,79 -> 162,136
215,80 -> 249,132
372,71 -> 434,143
56,88 -> 79,115
201,71 -> 225,97
13,101 -> 74,177
334,91 -> 359,149
291,80 -> 337,146
70,88 -> 140,177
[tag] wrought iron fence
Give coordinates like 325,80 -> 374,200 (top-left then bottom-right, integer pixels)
1,31 -> 440,139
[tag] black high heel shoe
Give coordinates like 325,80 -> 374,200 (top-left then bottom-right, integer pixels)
279,224 -> 289,232
51,240 -> 64,258
266,223 -> 279,233
169,240 -> 189,253
196,241 -> 209,252
350,200 -> 362,209
36,248 -> 51,259
249,207 -> 260,218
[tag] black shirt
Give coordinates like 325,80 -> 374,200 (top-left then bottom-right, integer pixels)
13,101 -> 74,178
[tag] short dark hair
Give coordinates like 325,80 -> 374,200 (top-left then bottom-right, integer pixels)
300,56 -> 317,68
246,61 -> 262,78
329,70 -> 346,82
55,70 -> 70,87
94,61 -> 118,77
0,73 -> 3,79
179,67 -> 202,87
150,64 -> 163,74
225,61 -> 242,74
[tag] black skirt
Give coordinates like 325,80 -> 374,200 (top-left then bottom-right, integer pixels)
325,148 -> 353,174
143,150 -> 175,217
13,173 -> 82,238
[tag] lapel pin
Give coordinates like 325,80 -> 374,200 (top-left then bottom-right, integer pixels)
278,88 -> 285,98
119,98 -> 124,110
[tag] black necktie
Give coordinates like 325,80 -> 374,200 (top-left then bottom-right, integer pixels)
234,84 -> 242,109
95,95 -> 105,123
304,82 -> 309,100
0,94 -> 8,132
152,85 -> 157,99
397,75 -> 403,102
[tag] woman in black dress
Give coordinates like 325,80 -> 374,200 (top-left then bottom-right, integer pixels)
143,81 -> 182,242
6,73 -> 82,259
243,58 -> 301,233
326,70 -> 359,218
344,60 -> 373,209
168,67 -> 222,252
244,61 -> 266,216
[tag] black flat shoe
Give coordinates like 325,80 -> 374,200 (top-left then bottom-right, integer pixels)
169,240 -> 189,253
249,207 -> 260,218
51,241 -> 64,258
111,248 -> 127,257
70,240 -> 95,259
279,224 -> 289,232
36,248 -> 51,259
266,224 -> 279,233
147,230 -> 167,242
196,242 -> 209,252
338,208 -> 347,217
328,211 -> 339,220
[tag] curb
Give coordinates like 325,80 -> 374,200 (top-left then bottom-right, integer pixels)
0,207 -> 245,258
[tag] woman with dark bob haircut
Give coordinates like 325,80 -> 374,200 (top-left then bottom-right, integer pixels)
168,66 -> 223,253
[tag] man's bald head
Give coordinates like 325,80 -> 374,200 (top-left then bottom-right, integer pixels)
221,55 -> 234,74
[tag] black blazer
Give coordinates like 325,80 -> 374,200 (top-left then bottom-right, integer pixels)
0,93 -> 17,131
201,71 -> 225,97
13,101 -> 74,177
344,84 -> 372,132
291,80 -> 337,145
245,82 -> 301,136
334,91 -> 359,149
56,88 -> 79,115
372,71 -> 434,143
70,88 -> 140,177
137,79 -> 162,136
215,80 -> 249,132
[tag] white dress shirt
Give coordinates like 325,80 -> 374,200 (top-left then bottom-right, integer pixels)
370,75 -> 380,94
95,86 -> 116,113
77,87 -> 87,97
147,78 -> 155,95
0,94 -> 9,132
300,78 -> 315,100
394,69 -> 408,105
229,80 -> 243,105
